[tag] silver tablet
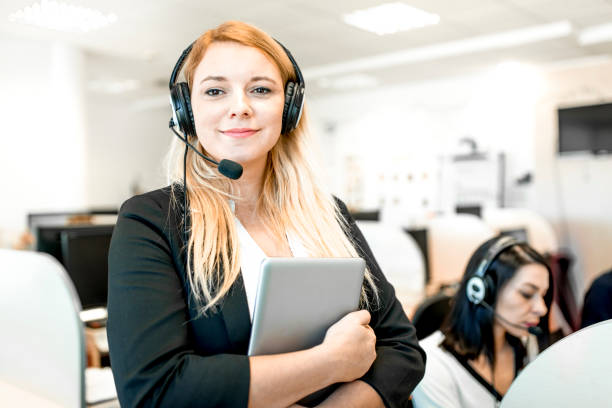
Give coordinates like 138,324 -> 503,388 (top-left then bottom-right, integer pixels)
247,257 -> 365,356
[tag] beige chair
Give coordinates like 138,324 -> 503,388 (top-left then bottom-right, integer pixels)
482,207 -> 559,255
356,221 -> 426,313
426,214 -> 496,294
0,249 -> 85,408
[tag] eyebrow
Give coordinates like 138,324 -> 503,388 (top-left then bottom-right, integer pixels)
250,76 -> 278,84
200,76 -> 227,84
522,283 -> 546,292
199,75 -> 278,85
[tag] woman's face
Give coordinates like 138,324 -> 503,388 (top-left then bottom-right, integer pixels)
190,41 -> 285,171
495,263 -> 549,337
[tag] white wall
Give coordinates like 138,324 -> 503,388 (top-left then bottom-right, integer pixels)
0,35 -> 87,247
533,62 -> 612,295
83,93 -> 170,209
309,63 -> 542,222
0,34 -> 170,247
309,59 -> 612,299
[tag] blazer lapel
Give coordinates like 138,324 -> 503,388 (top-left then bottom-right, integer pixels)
220,272 -> 252,353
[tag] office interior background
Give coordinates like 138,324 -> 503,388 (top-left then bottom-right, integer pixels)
1,0 -> 612,322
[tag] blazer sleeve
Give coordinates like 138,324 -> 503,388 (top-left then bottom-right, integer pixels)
336,199 -> 426,408
106,193 -> 250,408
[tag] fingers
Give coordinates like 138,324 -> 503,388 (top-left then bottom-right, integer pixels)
349,309 -> 371,326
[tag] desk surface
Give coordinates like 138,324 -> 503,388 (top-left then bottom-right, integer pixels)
0,380 -> 65,408
501,319 -> 612,407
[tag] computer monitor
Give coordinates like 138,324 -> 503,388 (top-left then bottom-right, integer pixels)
61,226 -> 114,310
36,225 -> 114,309
28,209 -> 118,234
350,209 -> 380,221
404,228 -> 430,284
456,204 -> 482,218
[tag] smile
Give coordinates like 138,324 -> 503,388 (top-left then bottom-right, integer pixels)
221,128 -> 259,138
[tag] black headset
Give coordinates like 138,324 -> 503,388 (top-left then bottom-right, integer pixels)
168,39 -> 305,139
466,236 -> 521,305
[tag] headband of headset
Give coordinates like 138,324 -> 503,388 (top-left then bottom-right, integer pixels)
466,235 -> 520,305
473,236 -> 521,279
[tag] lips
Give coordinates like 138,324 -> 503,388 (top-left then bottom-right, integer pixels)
221,128 -> 258,138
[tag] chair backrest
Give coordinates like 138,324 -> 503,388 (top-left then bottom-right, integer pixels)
426,214 -> 496,294
0,249 -> 85,408
412,291 -> 453,340
501,319 -> 612,407
356,221 -> 426,312
482,207 -> 559,255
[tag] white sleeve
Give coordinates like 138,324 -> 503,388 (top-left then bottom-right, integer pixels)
411,346 -> 462,408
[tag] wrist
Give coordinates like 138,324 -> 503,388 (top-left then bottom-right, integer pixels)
311,343 -> 339,385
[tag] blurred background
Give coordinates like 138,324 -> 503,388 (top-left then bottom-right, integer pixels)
1,0 -> 612,333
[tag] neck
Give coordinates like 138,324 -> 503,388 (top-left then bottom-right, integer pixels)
233,158 -> 266,222
493,322 -> 508,355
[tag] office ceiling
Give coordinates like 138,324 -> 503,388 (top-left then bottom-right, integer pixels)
2,0 -> 612,99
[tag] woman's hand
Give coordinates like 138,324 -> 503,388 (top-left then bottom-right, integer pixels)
320,310 -> 377,383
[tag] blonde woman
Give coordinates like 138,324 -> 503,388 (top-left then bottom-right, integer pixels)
107,21 -> 425,408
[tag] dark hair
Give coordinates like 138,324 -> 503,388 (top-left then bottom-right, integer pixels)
441,236 -> 553,365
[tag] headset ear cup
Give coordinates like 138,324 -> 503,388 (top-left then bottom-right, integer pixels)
171,82 -> 196,139
466,276 -> 486,305
282,81 -> 295,135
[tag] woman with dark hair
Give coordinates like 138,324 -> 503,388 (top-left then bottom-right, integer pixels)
412,236 -> 553,408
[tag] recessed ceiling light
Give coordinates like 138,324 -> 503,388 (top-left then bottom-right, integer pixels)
343,2 -> 440,36
8,0 -> 117,33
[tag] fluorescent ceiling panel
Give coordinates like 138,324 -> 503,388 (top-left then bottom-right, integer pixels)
578,22 -> 612,46
343,2 -> 439,35
8,0 -> 117,33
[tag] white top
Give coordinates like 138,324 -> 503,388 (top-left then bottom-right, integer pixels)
412,331 -> 499,408
234,216 -> 309,319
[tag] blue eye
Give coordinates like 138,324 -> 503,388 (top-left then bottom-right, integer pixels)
205,88 -> 223,96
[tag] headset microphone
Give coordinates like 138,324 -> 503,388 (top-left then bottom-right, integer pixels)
169,120 -> 243,180
480,300 -> 543,336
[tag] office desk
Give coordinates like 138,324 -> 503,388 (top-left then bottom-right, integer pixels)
501,319 -> 612,407
0,379 -> 65,408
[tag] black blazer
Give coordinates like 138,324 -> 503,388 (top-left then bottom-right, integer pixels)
107,186 -> 425,408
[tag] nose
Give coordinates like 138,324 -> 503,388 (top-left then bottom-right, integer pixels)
532,295 -> 548,317
229,90 -> 253,119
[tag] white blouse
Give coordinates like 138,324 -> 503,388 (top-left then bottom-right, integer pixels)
234,216 -> 309,319
412,331 -> 499,408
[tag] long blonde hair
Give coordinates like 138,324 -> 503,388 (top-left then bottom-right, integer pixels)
166,21 -> 378,314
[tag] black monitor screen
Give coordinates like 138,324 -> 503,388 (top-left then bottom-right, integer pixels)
558,102 -> 612,155
36,225 -> 114,309
404,228 -> 430,284
61,226 -> 114,309
456,204 -> 482,218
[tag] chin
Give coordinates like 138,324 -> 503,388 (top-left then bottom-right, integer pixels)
506,327 -> 528,339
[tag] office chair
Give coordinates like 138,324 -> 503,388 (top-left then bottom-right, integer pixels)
426,214 -> 495,294
0,249 -> 85,408
356,221 -> 426,312
411,291 -> 453,340
482,207 -> 559,255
